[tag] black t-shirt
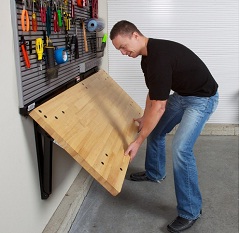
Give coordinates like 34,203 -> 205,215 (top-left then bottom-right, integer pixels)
141,38 -> 218,100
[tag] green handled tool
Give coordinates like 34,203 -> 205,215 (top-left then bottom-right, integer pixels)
101,33 -> 107,51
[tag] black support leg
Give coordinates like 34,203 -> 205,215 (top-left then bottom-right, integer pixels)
34,121 -> 53,199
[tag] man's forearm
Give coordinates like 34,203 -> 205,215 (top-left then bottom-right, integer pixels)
136,100 -> 166,145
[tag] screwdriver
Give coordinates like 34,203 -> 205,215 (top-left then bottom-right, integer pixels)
20,36 -> 31,68
32,0 -> 37,31
36,38 -> 44,73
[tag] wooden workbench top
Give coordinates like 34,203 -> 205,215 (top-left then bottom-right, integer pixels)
30,70 -> 143,196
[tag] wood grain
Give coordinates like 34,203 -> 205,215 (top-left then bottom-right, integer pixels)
29,70 -> 143,195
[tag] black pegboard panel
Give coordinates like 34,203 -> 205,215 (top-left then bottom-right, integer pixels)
11,0 -> 101,115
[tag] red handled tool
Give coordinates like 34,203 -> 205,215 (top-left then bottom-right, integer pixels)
71,0 -> 75,24
53,2 -> 60,32
40,0 -> 46,24
32,0 -> 37,31
20,36 -> 31,68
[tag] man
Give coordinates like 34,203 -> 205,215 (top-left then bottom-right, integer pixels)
110,20 -> 219,233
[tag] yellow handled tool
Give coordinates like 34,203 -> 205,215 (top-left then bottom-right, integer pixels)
36,38 -> 43,60
36,38 -> 43,73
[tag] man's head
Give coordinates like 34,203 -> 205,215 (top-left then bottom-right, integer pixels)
110,20 -> 147,58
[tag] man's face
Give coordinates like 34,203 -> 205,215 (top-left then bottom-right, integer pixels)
112,32 -> 141,58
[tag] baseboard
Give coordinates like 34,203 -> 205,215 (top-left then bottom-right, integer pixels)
43,169 -> 93,233
169,123 -> 239,136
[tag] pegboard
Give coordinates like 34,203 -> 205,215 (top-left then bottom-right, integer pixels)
11,0 -> 102,116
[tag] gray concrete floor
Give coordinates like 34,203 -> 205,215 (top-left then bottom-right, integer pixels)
69,136 -> 239,233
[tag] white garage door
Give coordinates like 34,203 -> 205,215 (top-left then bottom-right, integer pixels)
108,0 -> 239,124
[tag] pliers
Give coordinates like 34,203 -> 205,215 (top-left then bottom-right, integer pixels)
21,0 -> 29,31
40,0 -> 46,23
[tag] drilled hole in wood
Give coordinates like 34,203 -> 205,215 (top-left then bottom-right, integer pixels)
38,110 -> 42,113
105,153 -> 108,157
44,115 -> 47,118
55,116 -> 58,119
101,162 -> 104,165
62,111 -> 65,114
120,168 -> 123,171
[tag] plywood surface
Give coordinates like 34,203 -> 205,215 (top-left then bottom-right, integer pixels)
29,70 -> 143,196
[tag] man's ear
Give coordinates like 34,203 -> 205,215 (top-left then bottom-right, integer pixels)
132,31 -> 140,39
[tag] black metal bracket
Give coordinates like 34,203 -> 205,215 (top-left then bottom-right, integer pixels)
34,121 -> 53,200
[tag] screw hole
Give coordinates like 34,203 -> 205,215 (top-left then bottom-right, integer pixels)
120,168 -> 123,171
85,86 -> 88,89
55,116 -> 58,119
101,162 -> 104,165
38,110 -> 42,113
105,153 -> 108,157
44,115 -> 47,118
62,111 -> 65,114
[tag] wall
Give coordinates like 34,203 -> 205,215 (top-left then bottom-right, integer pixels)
0,1 -> 81,233
98,0 -> 109,72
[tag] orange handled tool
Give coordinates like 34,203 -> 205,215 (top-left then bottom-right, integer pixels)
32,0 -> 37,31
21,0 -> 29,31
20,36 -> 31,68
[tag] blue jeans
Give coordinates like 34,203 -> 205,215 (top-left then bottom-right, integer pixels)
145,92 -> 219,220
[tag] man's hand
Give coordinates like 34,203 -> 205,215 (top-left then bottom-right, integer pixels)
124,140 -> 141,162
125,95 -> 167,162
134,117 -> 144,132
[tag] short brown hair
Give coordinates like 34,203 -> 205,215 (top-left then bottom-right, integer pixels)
110,20 -> 143,40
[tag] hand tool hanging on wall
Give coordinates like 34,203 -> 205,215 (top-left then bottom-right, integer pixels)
63,12 -> 71,31
45,38 -> 58,79
53,2 -> 60,32
91,0 -> 98,18
71,0 -> 75,24
21,0 -> 30,32
36,38 -> 44,73
20,36 -> 31,68
46,1 -> 52,37
76,0 -> 83,7
81,19 -> 88,52
57,2 -> 63,28
32,0 -> 38,31
74,23 -> 79,59
69,24 -> 79,60
101,33 -> 107,51
40,0 -> 46,24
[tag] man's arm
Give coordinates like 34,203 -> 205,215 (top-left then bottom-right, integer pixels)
125,94 -> 167,161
